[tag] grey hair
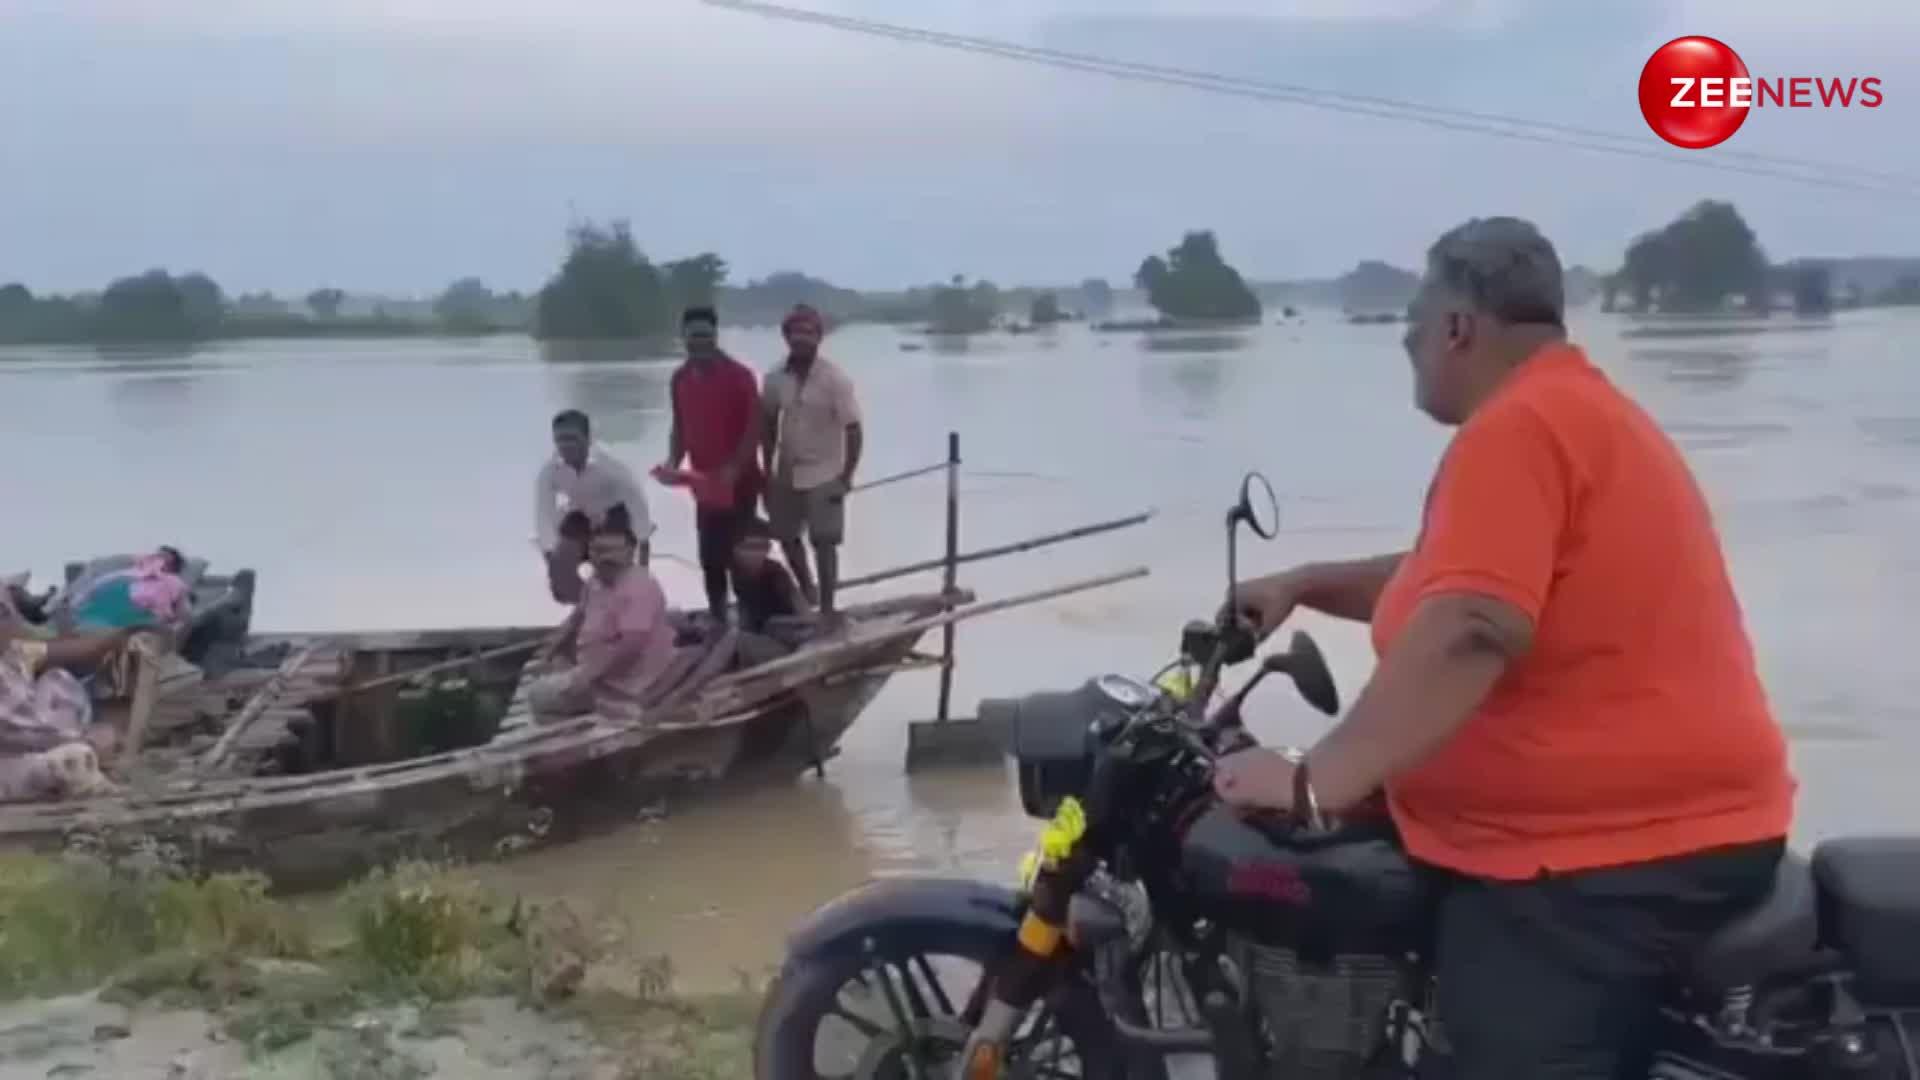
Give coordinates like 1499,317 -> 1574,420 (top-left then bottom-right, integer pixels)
1423,217 -> 1565,326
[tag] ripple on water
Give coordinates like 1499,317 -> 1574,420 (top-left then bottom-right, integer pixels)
1662,419 -> 1796,451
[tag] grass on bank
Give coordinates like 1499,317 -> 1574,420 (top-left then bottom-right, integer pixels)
0,853 -> 757,1072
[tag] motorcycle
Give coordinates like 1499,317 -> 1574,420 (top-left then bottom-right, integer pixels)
754,472 -> 1920,1079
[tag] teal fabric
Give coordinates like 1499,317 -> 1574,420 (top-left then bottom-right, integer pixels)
70,576 -> 155,631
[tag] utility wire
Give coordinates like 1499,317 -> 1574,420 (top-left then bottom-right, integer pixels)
700,0 -> 1920,201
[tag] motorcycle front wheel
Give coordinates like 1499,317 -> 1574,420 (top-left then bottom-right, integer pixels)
753,925 -> 1127,1079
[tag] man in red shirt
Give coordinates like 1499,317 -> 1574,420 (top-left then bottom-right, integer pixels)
664,306 -> 763,622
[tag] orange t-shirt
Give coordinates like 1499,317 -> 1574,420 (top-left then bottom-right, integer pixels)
1373,343 -> 1794,880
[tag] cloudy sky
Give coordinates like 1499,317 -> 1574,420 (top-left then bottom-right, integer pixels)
2,0 -> 1914,295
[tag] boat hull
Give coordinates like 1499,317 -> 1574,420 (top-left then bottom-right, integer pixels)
2,609 -> 942,892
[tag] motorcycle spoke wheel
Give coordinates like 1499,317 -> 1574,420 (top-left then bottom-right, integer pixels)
809,951 -> 1090,1080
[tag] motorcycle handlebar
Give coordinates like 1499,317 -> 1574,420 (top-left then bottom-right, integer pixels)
1183,613 -> 1258,722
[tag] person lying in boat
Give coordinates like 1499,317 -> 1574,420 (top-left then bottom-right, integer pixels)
527,505 -> 679,725
63,546 -> 192,634
0,615 -> 132,801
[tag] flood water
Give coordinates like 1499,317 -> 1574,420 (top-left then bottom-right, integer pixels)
5,311 -> 1919,989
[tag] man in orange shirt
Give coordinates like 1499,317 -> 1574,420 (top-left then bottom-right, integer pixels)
1214,217 -> 1794,1077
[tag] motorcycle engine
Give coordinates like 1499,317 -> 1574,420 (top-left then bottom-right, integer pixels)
1227,938 -> 1413,1079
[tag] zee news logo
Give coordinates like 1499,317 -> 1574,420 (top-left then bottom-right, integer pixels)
1638,36 -> 1885,150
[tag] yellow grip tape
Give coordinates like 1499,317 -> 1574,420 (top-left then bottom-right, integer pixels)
1017,912 -> 1063,956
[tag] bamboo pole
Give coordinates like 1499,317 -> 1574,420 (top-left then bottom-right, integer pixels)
200,642 -> 323,771
696,566 -> 1150,705
839,509 -> 1156,592
848,460 -> 948,495
933,431 -> 961,725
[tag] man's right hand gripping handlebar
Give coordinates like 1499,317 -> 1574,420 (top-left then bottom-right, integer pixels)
1187,609 -> 1260,721
1223,570 -> 1305,642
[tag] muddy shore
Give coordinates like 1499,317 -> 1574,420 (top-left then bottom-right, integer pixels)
0,854 -> 759,1080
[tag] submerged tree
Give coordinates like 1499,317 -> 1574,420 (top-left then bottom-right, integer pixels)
534,220 -> 671,341
435,277 -> 499,332
306,288 -> 347,320
1614,200 -> 1769,314
1134,231 -> 1261,321
1790,264 -> 1833,316
1078,278 -> 1114,319
93,270 -> 224,341
1336,260 -> 1420,313
1879,274 -> 1920,306
927,275 -> 997,335
663,253 -> 728,312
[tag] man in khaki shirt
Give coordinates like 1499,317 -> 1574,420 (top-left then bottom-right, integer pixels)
762,305 -> 862,616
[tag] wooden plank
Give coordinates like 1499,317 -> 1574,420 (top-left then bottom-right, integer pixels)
117,635 -> 166,771
201,642 -> 324,771
303,635 -> 553,703
840,510 -> 1156,591
244,625 -> 552,653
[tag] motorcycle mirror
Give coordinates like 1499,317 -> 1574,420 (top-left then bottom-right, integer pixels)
1266,631 -> 1340,716
1230,472 -> 1280,541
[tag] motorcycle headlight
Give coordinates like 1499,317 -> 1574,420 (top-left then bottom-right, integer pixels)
982,677 -> 1137,819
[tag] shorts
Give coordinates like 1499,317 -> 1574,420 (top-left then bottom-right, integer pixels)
766,480 -> 845,545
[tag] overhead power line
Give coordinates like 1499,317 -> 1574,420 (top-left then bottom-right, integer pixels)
700,0 -> 1920,201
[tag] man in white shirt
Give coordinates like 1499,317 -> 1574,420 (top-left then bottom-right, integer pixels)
536,409 -> 653,605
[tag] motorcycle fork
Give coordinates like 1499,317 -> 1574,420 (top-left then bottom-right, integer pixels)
957,861 -> 1089,1078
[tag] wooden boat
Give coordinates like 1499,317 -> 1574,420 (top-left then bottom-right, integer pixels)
0,590 -> 967,891
9,487 -> 1153,892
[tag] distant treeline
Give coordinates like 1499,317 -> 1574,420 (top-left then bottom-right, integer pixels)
0,223 -> 1120,345
0,273 -> 533,347
8,206 -> 1918,347
529,220 -> 1115,339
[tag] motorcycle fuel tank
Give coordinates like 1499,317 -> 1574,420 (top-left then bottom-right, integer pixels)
1176,803 -> 1430,957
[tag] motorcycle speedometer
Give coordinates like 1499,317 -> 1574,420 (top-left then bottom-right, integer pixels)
1092,674 -> 1155,709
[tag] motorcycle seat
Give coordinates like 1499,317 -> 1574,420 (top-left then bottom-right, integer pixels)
1689,850 -> 1820,990
1812,836 -> 1920,1004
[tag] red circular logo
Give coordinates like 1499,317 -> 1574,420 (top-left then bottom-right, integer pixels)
1638,36 -> 1751,149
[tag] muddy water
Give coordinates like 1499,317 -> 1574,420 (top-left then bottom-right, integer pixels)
6,311 -> 1920,989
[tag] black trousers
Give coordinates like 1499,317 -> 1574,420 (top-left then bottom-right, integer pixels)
695,506 -> 742,618
1432,838 -> 1785,1080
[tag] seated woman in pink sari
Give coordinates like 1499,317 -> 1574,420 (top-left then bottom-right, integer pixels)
527,507 -> 680,726
1,590 -> 131,801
